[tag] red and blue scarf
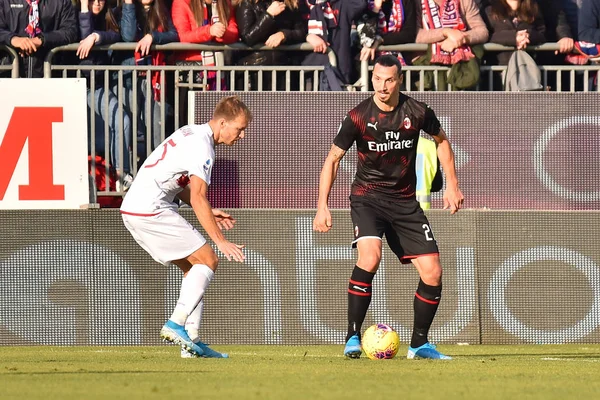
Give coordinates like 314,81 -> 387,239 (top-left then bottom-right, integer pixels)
307,0 -> 339,38
24,0 -> 41,38
370,0 -> 407,65
421,0 -> 474,65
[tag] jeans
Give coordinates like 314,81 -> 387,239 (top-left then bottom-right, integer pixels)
87,87 -> 132,174
113,77 -> 173,163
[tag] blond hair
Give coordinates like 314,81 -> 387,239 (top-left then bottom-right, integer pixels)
213,96 -> 253,122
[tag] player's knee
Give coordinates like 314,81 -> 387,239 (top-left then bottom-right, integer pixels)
204,251 -> 219,271
357,253 -> 381,272
188,246 -> 219,271
421,267 -> 442,286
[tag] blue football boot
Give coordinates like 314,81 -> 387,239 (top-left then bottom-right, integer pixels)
344,334 -> 362,359
197,341 -> 229,359
160,320 -> 204,357
407,342 -> 452,360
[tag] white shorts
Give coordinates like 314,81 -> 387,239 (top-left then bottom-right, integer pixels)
121,209 -> 207,266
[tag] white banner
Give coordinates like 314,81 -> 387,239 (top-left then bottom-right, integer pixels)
0,79 -> 89,209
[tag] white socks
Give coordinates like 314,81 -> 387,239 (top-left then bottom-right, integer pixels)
185,300 -> 204,342
169,264 -> 214,326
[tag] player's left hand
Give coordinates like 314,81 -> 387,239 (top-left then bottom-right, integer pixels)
443,186 -> 464,215
217,240 -> 246,263
212,209 -> 236,230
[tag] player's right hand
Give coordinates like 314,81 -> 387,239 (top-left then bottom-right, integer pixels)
313,208 -> 332,232
217,240 -> 246,263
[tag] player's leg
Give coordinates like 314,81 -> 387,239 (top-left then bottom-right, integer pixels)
121,212 -> 208,357
344,238 -> 382,358
390,203 -> 450,360
181,292 -> 204,359
407,255 -> 450,359
385,201 -> 450,359
345,199 -> 386,358
160,250 -> 213,358
171,244 -> 228,359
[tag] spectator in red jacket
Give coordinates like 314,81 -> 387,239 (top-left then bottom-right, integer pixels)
171,0 -> 239,62
172,0 -> 238,121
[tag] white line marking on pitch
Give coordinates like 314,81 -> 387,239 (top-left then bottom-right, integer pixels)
541,358 -> 600,363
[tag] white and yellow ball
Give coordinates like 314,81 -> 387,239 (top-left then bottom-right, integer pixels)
361,324 -> 400,360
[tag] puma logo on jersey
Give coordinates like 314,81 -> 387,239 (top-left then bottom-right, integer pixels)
367,122 -> 378,131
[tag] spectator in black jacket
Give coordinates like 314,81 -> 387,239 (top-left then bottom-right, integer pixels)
0,0 -> 78,77
535,0 -> 575,89
540,0 -> 574,55
235,0 -> 308,89
304,0 -> 366,86
579,0 -> 600,44
118,0 -> 179,156
485,0 -> 546,65
357,0 -> 417,64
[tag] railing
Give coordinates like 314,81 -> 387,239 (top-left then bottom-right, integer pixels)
28,41 -> 600,201
44,42 -> 337,76
360,43 -> 600,92
37,41 -> 600,92
0,45 -> 20,78
44,43 -> 338,199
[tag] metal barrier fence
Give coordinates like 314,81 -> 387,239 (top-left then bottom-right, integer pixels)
360,43 -> 600,92
0,45 -> 20,78
44,43 -> 336,198
5,41 -> 597,201
43,42 -> 600,93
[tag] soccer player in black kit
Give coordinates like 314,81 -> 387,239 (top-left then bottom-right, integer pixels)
313,54 -> 464,360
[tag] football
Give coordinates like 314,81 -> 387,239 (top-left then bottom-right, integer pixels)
361,324 -> 400,360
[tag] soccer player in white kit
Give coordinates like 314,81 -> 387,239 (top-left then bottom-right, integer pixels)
120,96 -> 251,358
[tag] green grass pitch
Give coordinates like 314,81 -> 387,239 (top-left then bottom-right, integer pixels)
1,345 -> 599,399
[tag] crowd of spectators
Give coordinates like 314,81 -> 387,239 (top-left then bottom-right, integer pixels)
2,0 -> 599,82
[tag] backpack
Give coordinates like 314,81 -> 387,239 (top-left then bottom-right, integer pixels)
504,50 -> 543,91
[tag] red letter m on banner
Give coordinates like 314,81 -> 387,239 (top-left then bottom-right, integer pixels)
0,107 -> 65,201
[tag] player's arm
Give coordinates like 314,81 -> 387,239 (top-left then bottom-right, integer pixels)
178,185 -> 235,230
313,144 -> 346,232
431,128 -> 464,214
188,175 -> 245,262
177,185 -> 192,206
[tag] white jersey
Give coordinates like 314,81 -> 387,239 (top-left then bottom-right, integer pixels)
121,124 -> 215,215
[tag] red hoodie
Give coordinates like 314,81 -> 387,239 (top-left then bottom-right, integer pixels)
171,0 -> 239,61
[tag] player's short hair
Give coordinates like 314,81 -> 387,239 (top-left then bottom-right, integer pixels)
374,54 -> 402,76
213,96 -> 252,123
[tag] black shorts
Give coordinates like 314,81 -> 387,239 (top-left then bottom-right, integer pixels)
350,195 -> 439,264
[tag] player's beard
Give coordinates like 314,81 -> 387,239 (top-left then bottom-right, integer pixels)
377,91 -> 391,102
375,90 -> 399,109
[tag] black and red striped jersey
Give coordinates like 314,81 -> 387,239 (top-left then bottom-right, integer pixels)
334,94 -> 441,200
